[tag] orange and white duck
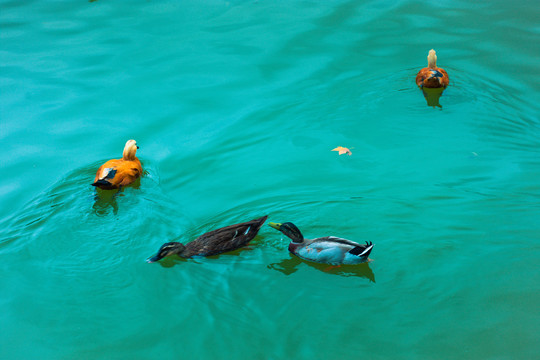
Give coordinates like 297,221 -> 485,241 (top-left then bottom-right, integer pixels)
416,49 -> 449,89
92,139 -> 142,190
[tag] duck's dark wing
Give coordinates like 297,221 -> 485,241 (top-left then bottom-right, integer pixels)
348,241 -> 374,257
184,216 -> 268,257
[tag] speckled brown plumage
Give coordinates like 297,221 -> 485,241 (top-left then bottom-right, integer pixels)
182,216 -> 268,257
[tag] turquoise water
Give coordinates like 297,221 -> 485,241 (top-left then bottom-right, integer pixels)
2,0 -> 540,358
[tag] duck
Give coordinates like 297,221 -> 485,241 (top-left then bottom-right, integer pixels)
92,139 -> 142,190
147,215 -> 268,262
415,49 -> 450,89
268,222 -> 373,265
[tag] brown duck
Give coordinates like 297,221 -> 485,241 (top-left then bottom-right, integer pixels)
147,215 -> 268,262
416,49 -> 450,89
92,139 -> 142,190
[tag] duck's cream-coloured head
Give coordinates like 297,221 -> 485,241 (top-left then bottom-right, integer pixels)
122,139 -> 139,160
427,49 -> 437,68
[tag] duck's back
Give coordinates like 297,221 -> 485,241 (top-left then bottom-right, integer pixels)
182,215 -> 268,257
416,67 -> 449,88
93,157 -> 142,189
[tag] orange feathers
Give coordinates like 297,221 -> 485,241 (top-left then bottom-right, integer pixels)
92,139 -> 142,190
416,49 -> 449,89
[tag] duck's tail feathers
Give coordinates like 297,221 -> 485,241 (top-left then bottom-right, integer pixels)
91,179 -> 113,188
249,215 -> 268,235
349,241 -> 374,257
256,215 -> 268,223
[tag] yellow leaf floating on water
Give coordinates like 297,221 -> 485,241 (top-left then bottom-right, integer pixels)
331,146 -> 352,156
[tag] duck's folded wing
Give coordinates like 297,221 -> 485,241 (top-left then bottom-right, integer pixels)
310,237 -> 373,257
99,167 -> 116,180
189,216 -> 268,256
312,236 -> 359,248
93,164 -> 119,188
199,217 -> 266,242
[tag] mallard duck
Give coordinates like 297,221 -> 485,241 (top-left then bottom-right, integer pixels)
92,139 -> 142,190
147,215 -> 268,262
269,222 -> 373,265
416,49 -> 450,89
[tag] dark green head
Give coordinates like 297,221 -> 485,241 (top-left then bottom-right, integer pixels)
146,242 -> 186,263
268,222 -> 304,243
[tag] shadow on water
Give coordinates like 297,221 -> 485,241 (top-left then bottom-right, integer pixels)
147,255 -> 188,268
420,87 -> 445,108
91,177 -> 142,216
268,254 -> 376,282
92,188 -> 120,216
146,252 -> 250,268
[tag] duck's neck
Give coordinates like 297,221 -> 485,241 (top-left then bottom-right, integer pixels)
122,147 -> 137,161
169,242 -> 187,258
288,242 -> 302,252
285,227 -> 304,243
427,51 -> 437,69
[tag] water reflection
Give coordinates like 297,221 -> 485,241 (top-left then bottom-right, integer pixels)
148,255 -> 189,268
92,189 -> 120,216
146,247 -> 251,267
91,178 -> 141,216
420,87 -> 445,108
268,254 -> 376,282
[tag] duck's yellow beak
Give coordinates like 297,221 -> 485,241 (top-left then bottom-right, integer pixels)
268,222 -> 282,230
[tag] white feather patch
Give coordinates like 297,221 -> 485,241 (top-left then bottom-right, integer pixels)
99,167 -> 114,180
358,245 -> 373,256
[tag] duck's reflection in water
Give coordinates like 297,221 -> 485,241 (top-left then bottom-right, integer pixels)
91,180 -> 141,216
421,87 -> 445,108
148,255 -> 188,268
268,255 -> 375,282
92,189 -> 120,216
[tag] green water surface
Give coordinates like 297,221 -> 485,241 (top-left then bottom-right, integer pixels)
1,0 -> 539,359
